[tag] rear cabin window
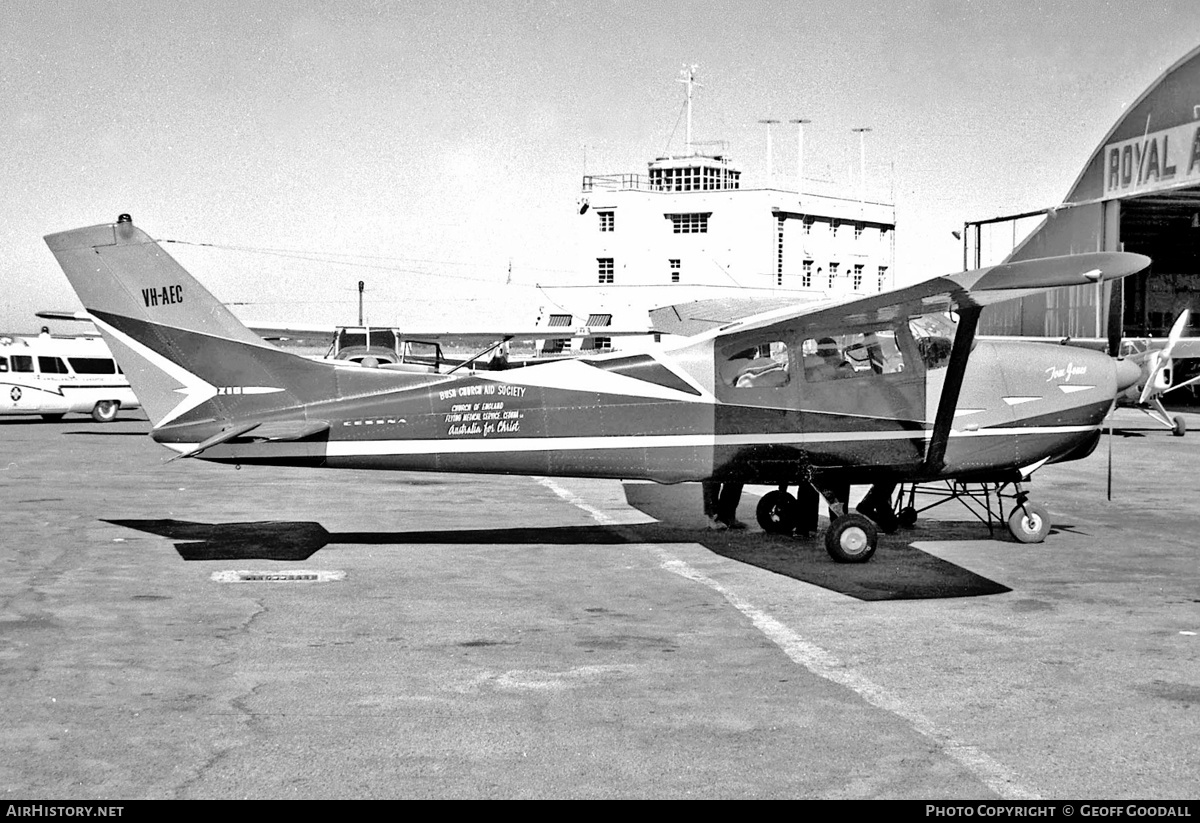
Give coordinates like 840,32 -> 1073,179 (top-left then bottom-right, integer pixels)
721,342 -> 790,388
0,356 -> 7,372
11,355 -> 33,373
67,357 -> 117,374
38,356 -> 69,374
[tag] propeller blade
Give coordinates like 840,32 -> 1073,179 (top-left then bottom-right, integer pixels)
1137,310 -> 1190,405
1138,352 -> 1163,405
1106,278 -> 1124,358
1159,309 -> 1189,363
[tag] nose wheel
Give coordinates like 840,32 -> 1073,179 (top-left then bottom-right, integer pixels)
1007,501 -> 1051,543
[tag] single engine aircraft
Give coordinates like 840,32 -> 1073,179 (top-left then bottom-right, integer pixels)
45,215 -> 1147,562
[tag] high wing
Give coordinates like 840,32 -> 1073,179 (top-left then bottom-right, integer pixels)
657,252 -> 1150,344
35,310 -> 95,323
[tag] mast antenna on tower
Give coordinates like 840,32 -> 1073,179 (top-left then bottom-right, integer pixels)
677,64 -> 702,156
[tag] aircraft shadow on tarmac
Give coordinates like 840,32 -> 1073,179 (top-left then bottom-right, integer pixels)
105,480 -> 1015,601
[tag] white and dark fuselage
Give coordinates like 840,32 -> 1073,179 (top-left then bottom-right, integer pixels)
135,320 -> 1119,488
45,219 -> 1141,497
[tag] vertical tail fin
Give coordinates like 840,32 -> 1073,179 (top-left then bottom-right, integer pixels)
44,215 -> 319,428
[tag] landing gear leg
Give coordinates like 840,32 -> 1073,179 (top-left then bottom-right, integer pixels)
811,479 -> 877,563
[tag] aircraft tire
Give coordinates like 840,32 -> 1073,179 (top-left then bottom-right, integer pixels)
824,512 -> 877,563
1172,416 -> 1186,437
1007,502 -> 1051,544
756,490 -> 798,534
91,400 -> 120,423
898,506 -> 918,528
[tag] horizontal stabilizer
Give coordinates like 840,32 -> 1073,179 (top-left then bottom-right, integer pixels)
166,419 -> 331,460
246,420 -> 330,441
166,422 -> 261,461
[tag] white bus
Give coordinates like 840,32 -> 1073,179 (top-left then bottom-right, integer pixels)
0,332 -> 139,422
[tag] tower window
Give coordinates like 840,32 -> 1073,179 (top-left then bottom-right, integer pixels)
670,259 -> 681,283
775,215 -> 785,286
664,212 -> 711,233
598,211 -> 614,232
597,258 -> 614,284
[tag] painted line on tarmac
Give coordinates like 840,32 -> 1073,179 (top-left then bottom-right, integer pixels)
536,475 -> 1040,801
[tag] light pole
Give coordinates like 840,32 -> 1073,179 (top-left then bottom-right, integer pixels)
789,118 -> 811,194
759,119 -> 780,187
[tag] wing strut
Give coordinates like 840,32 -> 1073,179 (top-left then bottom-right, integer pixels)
922,306 -> 981,475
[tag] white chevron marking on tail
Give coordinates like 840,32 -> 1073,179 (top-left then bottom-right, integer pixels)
91,315 -> 217,426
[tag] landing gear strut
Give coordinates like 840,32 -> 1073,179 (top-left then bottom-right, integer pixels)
890,480 -> 1053,543
756,480 -> 876,561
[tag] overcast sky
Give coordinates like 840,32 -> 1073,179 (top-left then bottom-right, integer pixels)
5,0 -> 1200,331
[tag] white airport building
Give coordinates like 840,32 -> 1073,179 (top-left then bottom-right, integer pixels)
537,76 -> 896,352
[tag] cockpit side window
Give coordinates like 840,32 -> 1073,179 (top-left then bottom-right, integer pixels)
720,341 -> 791,388
909,313 -> 958,371
802,331 -> 905,381
11,355 -> 33,373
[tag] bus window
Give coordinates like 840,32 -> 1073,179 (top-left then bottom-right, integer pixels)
68,357 -> 117,374
11,355 -> 33,373
38,356 -> 69,374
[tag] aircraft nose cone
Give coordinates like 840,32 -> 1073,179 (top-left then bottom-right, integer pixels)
1115,357 -> 1142,392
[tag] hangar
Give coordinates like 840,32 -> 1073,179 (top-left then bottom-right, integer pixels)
973,44 -> 1200,343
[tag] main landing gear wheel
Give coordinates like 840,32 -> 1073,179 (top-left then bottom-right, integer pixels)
1173,415 -> 1186,437
824,512 -> 878,563
1007,502 -> 1051,544
756,490 -> 798,535
91,400 -> 120,423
